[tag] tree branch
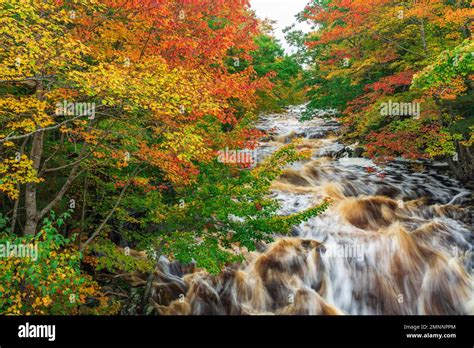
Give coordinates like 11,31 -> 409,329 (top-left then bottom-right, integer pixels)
38,165 -> 87,221
0,114 -> 90,143
80,165 -> 144,251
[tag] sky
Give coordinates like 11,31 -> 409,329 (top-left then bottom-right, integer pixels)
249,0 -> 312,53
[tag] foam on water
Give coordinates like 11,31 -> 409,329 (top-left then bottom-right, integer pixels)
146,108 -> 473,315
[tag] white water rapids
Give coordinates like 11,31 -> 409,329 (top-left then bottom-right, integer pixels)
147,106 -> 473,315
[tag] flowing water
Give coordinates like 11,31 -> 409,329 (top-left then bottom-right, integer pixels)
148,106 -> 473,315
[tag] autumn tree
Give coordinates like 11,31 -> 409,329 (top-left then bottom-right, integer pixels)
0,0 -> 269,236
301,0 -> 473,179
0,1 -> 329,313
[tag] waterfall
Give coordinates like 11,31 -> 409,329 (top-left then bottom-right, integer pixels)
148,107 -> 473,315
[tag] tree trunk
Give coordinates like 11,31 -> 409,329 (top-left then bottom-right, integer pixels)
419,20 -> 428,53
24,130 -> 44,235
447,141 -> 474,184
10,184 -> 20,234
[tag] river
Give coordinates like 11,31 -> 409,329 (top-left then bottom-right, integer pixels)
150,106 -> 473,315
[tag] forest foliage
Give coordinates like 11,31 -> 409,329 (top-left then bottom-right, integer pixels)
1,0 -> 472,315
0,0 -> 323,314
289,0 -> 473,180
